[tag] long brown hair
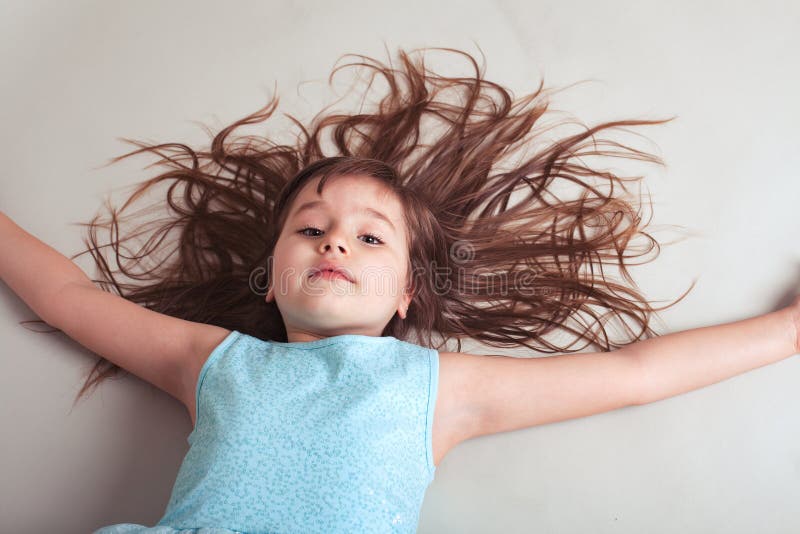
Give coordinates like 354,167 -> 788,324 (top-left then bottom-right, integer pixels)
21,47 -> 694,405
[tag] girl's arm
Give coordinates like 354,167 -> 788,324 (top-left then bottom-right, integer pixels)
0,211 -> 228,413
633,303 -> 798,405
449,302 -> 798,445
0,211 -> 92,318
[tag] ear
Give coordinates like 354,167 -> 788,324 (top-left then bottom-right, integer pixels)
397,283 -> 414,320
264,279 -> 274,303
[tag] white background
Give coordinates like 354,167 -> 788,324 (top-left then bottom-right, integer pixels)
1,1 -> 799,532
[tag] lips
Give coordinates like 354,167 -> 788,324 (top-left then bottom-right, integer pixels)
308,262 -> 355,284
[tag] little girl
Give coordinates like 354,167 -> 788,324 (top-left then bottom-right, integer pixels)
2,48 -> 798,533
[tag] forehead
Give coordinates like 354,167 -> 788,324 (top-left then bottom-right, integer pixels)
288,174 -> 404,225
294,173 -> 396,202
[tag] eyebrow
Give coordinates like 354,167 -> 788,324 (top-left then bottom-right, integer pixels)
289,200 -> 397,232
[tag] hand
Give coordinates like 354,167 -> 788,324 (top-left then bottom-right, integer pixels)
791,295 -> 800,354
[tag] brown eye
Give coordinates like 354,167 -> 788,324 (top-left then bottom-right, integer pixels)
299,227 -> 323,237
361,233 -> 384,245
298,227 -> 383,245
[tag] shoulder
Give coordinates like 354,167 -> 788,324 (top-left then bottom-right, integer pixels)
193,326 -> 238,360
437,349 -> 492,371
429,351 -> 491,451
180,326 -> 235,404
436,350 -> 491,397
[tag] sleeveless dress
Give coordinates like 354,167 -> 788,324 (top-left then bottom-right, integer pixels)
92,330 -> 440,534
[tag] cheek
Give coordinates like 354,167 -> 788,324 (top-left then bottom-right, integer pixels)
360,263 -> 406,297
271,244 -> 322,294
269,243 -> 296,287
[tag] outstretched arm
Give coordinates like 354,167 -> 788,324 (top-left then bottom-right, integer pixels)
447,300 -> 799,445
0,211 -> 90,315
632,302 -> 798,406
0,211 -> 228,412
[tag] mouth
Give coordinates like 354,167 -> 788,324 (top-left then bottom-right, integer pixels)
308,268 -> 354,284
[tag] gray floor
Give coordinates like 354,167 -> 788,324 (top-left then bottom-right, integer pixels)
1,1 -> 799,532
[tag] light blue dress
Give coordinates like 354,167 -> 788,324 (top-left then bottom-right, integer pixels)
93,330 -> 440,534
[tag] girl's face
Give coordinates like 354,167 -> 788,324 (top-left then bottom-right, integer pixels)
265,174 -> 414,342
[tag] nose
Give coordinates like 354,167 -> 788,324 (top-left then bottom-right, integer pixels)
319,228 -> 348,255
